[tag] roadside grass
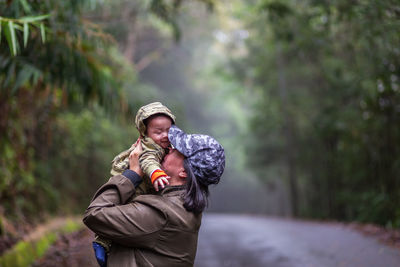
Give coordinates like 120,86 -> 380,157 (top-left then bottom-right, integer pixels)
0,217 -> 82,267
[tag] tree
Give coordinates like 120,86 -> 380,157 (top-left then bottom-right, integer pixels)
0,0 -> 216,222
227,0 -> 400,225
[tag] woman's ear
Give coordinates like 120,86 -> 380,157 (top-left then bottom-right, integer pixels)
178,168 -> 187,179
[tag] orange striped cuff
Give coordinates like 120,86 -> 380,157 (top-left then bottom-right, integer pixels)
151,169 -> 168,184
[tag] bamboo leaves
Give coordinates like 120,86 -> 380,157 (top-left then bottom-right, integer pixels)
19,0 -> 32,13
4,21 -> 18,56
19,14 -> 50,23
10,22 -> 17,55
12,64 -> 42,94
0,15 -> 49,55
23,23 -> 29,47
40,23 -> 45,43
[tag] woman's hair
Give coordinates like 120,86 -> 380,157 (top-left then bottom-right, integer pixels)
183,159 -> 209,214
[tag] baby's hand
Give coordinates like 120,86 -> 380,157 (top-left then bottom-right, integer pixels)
153,176 -> 170,191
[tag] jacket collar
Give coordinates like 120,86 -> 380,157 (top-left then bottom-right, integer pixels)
159,185 -> 185,196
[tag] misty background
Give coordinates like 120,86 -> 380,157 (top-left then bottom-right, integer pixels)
137,4 -> 289,215
1,0 -> 399,233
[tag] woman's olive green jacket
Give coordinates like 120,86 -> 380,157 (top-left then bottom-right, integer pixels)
83,174 -> 202,267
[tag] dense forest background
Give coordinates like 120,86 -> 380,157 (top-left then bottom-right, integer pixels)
1,0 -> 399,235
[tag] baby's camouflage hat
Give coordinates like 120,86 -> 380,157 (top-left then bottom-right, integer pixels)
135,102 -> 176,137
168,125 -> 225,186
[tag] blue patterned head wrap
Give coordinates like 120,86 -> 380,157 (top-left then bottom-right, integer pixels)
168,125 -> 225,186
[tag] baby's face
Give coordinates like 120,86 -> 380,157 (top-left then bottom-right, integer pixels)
146,115 -> 172,149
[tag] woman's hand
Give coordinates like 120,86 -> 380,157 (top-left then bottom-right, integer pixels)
129,140 -> 144,177
130,138 -> 140,149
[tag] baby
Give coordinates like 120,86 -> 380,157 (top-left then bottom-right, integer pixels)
92,102 -> 176,267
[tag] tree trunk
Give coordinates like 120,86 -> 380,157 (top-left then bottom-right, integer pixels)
122,8 -> 137,62
276,43 -> 299,217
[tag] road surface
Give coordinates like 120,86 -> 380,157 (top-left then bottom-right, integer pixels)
35,213 -> 400,267
195,214 -> 400,267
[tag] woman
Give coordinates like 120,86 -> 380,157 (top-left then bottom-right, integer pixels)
83,125 -> 225,266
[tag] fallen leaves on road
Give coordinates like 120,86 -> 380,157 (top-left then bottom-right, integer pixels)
348,222 -> 400,249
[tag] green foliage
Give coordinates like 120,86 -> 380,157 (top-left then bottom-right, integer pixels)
0,1 -> 137,222
149,0 -> 215,40
0,1 -> 125,109
0,233 -> 56,267
35,233 -> 56,259
62,219 -> 82,234
229,0 -> 400,225
0,14 -> 49,55
0,0 -> 214,225
34,107 -> 134,214
0,219 -> 82,267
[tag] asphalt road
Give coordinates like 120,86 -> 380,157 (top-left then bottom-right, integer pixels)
35,213 -> 400,267
195,214 -> 400,267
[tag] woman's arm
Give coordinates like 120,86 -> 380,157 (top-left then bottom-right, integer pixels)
83,173 -> 167,248
83,143 -> 167,248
